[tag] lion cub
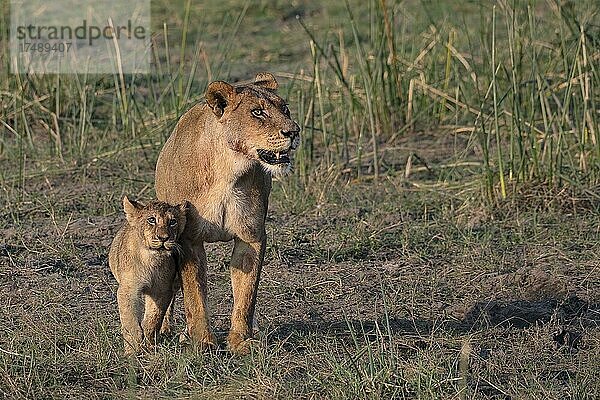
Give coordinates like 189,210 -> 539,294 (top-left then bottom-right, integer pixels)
109,196 -> 187,355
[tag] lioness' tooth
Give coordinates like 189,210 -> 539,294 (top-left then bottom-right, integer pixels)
276,152 -> 280,160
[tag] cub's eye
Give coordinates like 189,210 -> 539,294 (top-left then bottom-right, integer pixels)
169,219 -> 177,227
251,109 -> 265,118
282,105 -> 290,117
147,216 -> 156,225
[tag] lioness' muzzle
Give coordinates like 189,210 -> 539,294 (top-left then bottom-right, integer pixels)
257,149 -> 291,165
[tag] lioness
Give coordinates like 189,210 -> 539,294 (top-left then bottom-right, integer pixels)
155,72 -> 300,353
109,196 -> 187,355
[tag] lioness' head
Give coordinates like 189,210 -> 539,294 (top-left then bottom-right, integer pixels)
122,196 -> 188,252
205,72 -> 300,175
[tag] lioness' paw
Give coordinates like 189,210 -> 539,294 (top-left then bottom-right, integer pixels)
181,330 -> 218,351
199,331 -> 218,348
227,332 -> 258,355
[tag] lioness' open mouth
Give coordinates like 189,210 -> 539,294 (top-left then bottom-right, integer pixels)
257,149 -> 291,165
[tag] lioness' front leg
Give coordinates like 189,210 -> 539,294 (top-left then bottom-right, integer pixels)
228,237 -> 266,354
180,241 -> 216,347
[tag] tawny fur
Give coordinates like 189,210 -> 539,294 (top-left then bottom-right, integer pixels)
109,196 -> 187,355
155,72 -> 300,354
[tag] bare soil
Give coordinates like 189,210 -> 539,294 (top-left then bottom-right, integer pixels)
1,147 -> 598,398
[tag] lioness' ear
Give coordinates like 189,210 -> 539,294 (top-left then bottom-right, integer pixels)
205,81 -> 235,118
123,196 -> 143,223
254,72 -> 278,90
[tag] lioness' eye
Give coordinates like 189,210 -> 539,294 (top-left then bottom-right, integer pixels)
251,109 -> 264,118
147,216 -> 156,225
169,219 -> 177,227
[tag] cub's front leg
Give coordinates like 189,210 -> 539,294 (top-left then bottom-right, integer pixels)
160,273 -> 182,335
116,285 -> 144,355
142,263 -> 177,345
228,237 -> 266,354
142,288 -> 174,347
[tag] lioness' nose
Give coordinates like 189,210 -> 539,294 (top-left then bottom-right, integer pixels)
280,128 -> 299,138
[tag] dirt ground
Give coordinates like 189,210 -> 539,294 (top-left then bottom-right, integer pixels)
2,0 -> 599,397
1,145 -> 599,398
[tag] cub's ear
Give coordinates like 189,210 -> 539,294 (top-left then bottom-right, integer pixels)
177,201 -> 190,231
178,200 -> 190,216
123,196 -> 143,223
254,72 -> 278,90
205,81 -> 235,118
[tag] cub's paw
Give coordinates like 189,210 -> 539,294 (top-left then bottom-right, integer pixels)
159,321 -> 172,336
123,345 -> 137,357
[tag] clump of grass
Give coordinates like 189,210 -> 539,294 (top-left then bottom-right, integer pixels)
1,1 -> 600,398
2,1 -> 598,204
295,0 -> 600,201
0,0 -> 250,171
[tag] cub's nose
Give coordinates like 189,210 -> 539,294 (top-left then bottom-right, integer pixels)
156,234 -> 169,242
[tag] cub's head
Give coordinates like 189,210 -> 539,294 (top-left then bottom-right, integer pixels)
205,72 -> 300,175
122,196 -> 188,252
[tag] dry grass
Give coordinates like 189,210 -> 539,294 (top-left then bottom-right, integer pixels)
0,155 -> 599,398
1,0 -> 599,398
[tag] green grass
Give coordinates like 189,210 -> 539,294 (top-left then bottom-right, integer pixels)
2,0 -> 599,200
1,0 -> 600,398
